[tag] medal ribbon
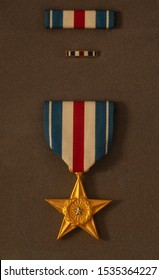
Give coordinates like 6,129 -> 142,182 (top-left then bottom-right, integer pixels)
45,10 -> 115,29
44,101 -> 114,173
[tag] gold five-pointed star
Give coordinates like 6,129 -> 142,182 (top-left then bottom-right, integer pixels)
46,173 -> 111,240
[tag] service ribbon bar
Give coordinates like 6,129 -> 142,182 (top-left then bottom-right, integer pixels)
66,50 -> 98,57
45,10 -> 115,29
44,101 -> 114,173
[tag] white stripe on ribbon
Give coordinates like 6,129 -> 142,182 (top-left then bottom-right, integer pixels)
50,10 -> 53,28
85,10 -> 96,29
106,101 -> 109,153
84,51 -> 88,56
62,102 -> 73,170
49,101 -> 52,149
106,10 -> 109,29
84,102 -> 96,171
63,10 -> 74,28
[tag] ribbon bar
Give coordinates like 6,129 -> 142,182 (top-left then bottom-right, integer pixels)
45,10 -> 115,29
65,50 -> 98,57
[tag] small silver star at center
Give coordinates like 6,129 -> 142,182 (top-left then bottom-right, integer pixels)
75,207 -> 83,215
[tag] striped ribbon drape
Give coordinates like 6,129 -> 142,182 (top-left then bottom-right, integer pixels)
44,101 -> 114,173
45,10 -> 115,29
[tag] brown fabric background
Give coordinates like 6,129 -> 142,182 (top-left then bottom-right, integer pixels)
0,0 -> 159,260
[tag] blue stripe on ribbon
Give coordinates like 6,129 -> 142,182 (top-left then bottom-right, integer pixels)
44,101 -> 50,146
52,101 -> 62,156
96,11 -> 106,29
108,102 -> 114,150
44,11 -> 50,28
53,10 -> 63,28
95,102 -> 106,161
109,10 -> 115,28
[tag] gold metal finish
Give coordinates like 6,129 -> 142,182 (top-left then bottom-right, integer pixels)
45,173 -> 111,240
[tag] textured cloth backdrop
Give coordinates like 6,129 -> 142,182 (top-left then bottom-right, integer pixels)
0,0 -> 159,259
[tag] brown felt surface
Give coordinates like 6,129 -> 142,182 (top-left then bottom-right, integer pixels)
0,0 -> 159,260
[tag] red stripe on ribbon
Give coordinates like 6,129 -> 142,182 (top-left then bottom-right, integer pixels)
79,51 -> 84,56
73,102 -> 84,172
74,10 -> 85,29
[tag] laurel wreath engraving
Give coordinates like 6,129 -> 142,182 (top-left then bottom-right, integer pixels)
63,198 -> 92,225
